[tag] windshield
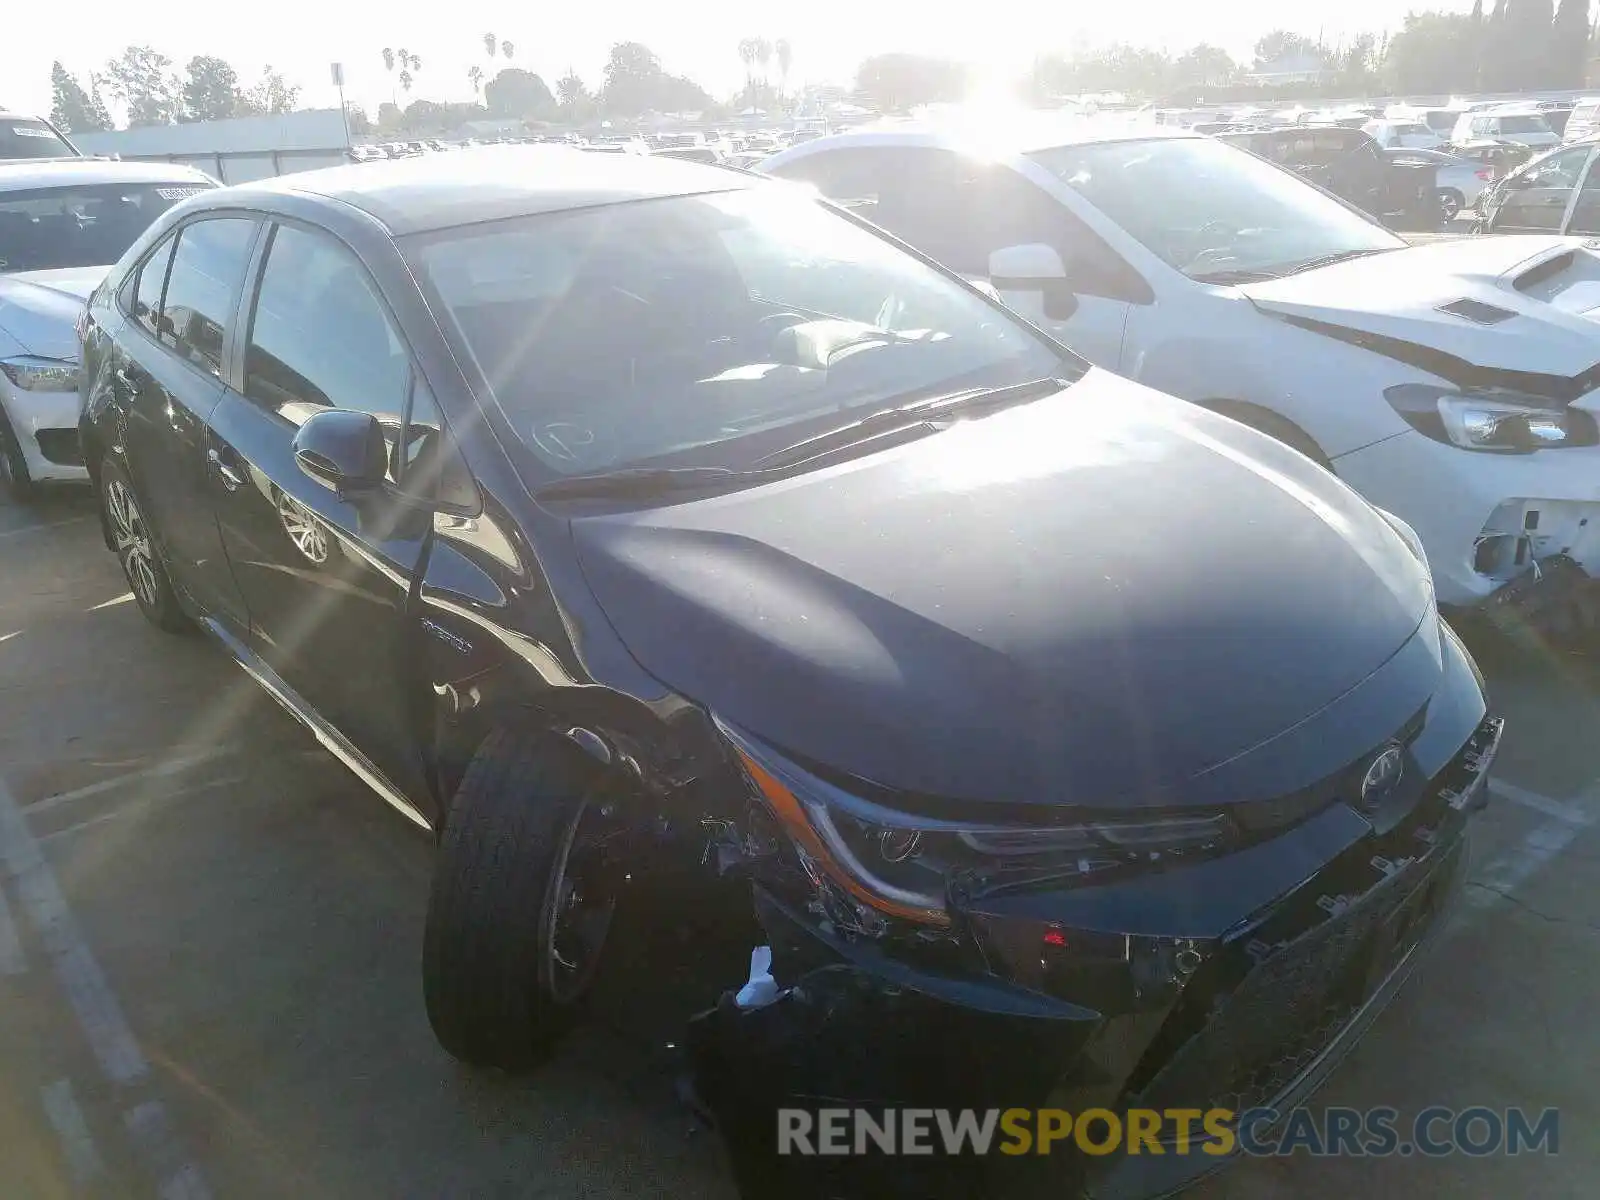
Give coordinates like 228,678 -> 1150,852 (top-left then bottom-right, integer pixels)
409,186 -> 1069,477
0,119 -> 77,160
1027,136 -> 1403,281
0,181 -> 213,272
1497,114 -> 1552,134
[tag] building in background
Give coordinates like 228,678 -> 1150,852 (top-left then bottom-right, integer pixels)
71,110 -> 350,183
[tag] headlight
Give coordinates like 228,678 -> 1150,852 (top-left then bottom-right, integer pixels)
721,722 -> 1234,929
0,355 -> 80,393
1385,383 -> 1598,453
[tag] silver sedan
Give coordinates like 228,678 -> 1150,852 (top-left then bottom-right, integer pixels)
1386,147 -> 1497,220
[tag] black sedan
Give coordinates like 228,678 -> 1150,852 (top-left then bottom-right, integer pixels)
78,146 -> 1500,1199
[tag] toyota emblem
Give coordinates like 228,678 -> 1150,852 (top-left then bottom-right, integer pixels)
1360,744 -> 1406,809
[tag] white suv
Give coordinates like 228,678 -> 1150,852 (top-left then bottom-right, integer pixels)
764,120 -> 1600,614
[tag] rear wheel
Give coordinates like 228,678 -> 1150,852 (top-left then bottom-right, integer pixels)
100,457 -> 189,633
0,412 -> 33,504
423,729 -> 617,1071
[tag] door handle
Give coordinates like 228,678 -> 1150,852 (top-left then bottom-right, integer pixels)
114,366 -> 135,390
207,447 -> 245,491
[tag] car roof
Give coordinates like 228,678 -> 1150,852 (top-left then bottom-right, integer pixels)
766,114 -> 1201,160
223,144 -> 760,235
0,158 -> 213,191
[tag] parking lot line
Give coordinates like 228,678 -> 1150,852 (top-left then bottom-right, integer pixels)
37,774 -> 250,845
87,592 -> 135,611
1489,778 -> 1597,826
0,516 -> 93,542
0,774 -> 212,1196
40,1078 -> 106,1188
0,631 -> 19,646
0,882 -> 23,975
1458,776 -> 1600,927
22,748 -> 239,817
0,776 -> 147,1086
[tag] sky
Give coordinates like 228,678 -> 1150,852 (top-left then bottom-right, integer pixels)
6,1 -> 1474,122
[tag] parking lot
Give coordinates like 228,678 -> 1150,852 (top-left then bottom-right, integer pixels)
1,485 -> 1597,1200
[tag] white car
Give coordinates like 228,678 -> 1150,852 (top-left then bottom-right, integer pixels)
1363,118 -> 1445,150
0,158 -> 214,500
764,121 -> 1600,613
1451,108 -> 1560,149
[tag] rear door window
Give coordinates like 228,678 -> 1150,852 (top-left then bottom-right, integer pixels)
156,217 -> 258,375
128,233 -> 178,339
0,119 -> 76,160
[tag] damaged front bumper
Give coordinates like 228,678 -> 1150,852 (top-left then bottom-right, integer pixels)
1333,428 -> 1600,613
688,703 -> 1503,1200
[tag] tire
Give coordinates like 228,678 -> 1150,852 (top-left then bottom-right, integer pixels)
0,410 -> 33,504
1438,188 -> 1464,222
423,728 -> 615,1071
1206,401 -> 1331,470
99,456 -> 190,633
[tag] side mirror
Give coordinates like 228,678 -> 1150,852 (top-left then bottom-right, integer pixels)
987,243 -> 1080,321
292,409 -> 388,495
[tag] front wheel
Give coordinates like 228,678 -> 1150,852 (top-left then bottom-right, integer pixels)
0,411 -> 33,504
423,729 -> 617,1071
100,456 -> 189,633
1438,188 -> 1464,222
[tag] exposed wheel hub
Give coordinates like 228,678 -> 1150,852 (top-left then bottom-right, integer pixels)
106,479 -> 161,607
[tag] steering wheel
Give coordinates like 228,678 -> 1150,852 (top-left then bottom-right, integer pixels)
529,418 -> 620,471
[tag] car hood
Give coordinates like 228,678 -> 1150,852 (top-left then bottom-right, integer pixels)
1242,237 -> 1600,388
571,372 -> 1438,810
0,270 -> 106,364
0,267 -> 107,360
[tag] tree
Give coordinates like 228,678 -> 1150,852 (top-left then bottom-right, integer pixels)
346,105 -> 372,135
775,38 -> 793,97
601,41 -> 665,115
502,41 -> 515,60
468,64 -> 484,99
399,68 -> 414,95
182,55 -> 243,122
49,63 -> 109,133
1171,44 -> 1239,89
242,67 -> 299,115
103,45 -> 181,126
854,53 -> 968,111
556,72 -> 594,122
87,75 -> 113,131
382,47 -> 395,73
1384,12 -> 1482,93
1554,0 -> 1592,87
484,68 -> 554,119
755,38 -> 774,84
738,38 -> 758,87
1334,32 -> 1381,92
483,32 -> 497,58
1502,0 -> 1556,89
1252,30 -> 1323,71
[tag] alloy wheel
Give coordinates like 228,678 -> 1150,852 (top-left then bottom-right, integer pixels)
106,479 -> 161,608
277,493 -> 330,564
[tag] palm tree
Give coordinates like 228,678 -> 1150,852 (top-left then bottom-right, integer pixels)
775,38 -> 792,98
501,41 -> 515,60
483,32 -> 497,58
382,48 -> 397,107
468,64 -> 484,100
755,38 -> 774,85
399,68 -> 413,95
738,38 -> 758,88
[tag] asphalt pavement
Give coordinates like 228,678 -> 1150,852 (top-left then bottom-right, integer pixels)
1,486 -> 1596,1199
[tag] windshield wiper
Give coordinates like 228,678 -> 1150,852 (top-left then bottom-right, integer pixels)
1189,267 -> 1280,284
1278,247 -> 1394,276
755,377 -> 1067,470
533,466 -> 772,501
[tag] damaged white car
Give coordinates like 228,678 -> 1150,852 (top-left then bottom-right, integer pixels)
764,123 -> 1600,620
